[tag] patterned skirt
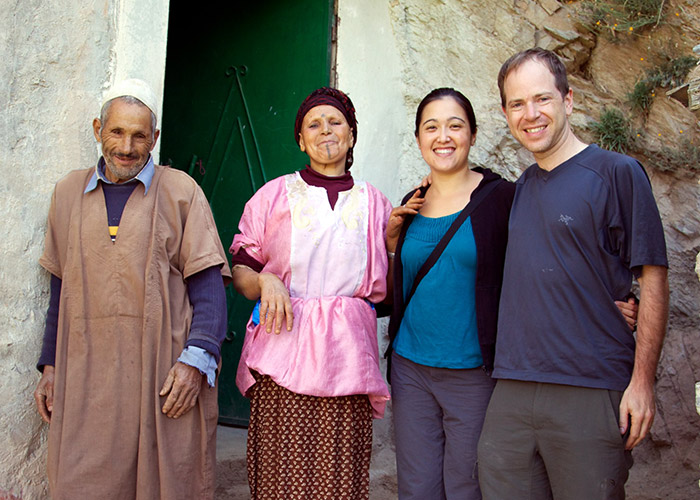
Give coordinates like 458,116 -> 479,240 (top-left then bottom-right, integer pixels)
247,374 -> 373,500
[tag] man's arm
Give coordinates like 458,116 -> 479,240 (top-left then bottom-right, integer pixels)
33,274 -> 61,424
183,266 -> 228,362
34,366 -> 55,424
159,361 -> 205,419
619,264 -> 669,449
37,274 -> 61,370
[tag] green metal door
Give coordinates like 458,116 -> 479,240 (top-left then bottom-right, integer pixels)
161,0 -> 333,426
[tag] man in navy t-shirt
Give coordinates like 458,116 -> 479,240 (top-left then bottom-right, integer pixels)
477,48 -> 669,500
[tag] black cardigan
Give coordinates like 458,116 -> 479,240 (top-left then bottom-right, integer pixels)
385,167 -> 515,373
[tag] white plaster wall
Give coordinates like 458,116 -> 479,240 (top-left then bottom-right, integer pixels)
111,0 -> 170,160
336,0 -> 406,204
0,1 -> 168,497
337,0 -> 540,208
335,4 -> 407,486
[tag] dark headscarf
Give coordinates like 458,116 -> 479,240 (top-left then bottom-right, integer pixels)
294,87 -> 358,169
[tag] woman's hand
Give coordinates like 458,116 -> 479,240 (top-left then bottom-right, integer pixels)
615,296 -> 639,331
386,190 -> 425,252
258,272 -> 294,334
416,173 -> 432,189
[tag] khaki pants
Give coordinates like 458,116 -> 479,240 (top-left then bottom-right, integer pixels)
477,380 -> 633,500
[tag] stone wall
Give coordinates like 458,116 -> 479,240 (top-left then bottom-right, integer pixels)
336,0 -> 406,203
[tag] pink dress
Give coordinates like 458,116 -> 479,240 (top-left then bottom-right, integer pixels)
231,171 -> 392,418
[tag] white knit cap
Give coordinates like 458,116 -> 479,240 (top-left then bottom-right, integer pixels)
102,78 -> 158,122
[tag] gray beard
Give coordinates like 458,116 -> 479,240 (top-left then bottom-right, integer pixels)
105,160 -> 144,182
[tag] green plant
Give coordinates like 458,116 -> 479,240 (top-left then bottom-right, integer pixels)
626,80 -> 655,116
645,55 -> 698,88
645,139 -> 700,173
577,0 -> 666,36
591,108 -> 634,153
626,55 -> 697,118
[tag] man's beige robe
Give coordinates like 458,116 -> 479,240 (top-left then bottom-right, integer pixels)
39,165 -> 231,500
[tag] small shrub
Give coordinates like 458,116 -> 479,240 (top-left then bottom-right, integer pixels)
591,108 -> 634,153
645,139 -> 700,173
626,55 -> 698,118
626,80 -> 655,116
646,55 -> 698,88
577,0 -> 665,36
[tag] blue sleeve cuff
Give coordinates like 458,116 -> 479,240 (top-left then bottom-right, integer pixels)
177,346 -> 217,387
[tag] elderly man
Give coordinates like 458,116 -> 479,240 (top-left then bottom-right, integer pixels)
33,79 -> 231,500
477,48 -> 669,499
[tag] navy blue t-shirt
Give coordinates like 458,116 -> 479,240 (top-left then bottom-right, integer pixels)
494,145 -> 667,391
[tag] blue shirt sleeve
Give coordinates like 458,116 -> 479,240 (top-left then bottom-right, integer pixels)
37,274 -> 61,371
610,158 -> 668,275
177,346 -> 218,387
184,265 -> 228,363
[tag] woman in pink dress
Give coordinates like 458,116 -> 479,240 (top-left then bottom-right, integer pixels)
229,87 -> 392,500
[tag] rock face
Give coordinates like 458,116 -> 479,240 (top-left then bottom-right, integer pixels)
382,1 -> 699,498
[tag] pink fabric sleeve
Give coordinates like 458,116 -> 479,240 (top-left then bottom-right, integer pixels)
363,184 -> 392,303
229,182 -> 276,267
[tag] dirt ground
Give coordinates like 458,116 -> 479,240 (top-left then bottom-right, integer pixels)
215,423 -> 700,499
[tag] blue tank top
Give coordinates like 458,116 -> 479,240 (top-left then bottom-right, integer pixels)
394,212 -> 482,368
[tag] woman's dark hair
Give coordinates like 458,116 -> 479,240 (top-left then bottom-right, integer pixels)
414,88 -> 477,137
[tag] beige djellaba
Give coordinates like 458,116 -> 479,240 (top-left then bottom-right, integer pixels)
39,165 -> 231,500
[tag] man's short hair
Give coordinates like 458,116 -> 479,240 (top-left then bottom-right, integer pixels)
497,48 -> 570,108
99,96 -> 157,141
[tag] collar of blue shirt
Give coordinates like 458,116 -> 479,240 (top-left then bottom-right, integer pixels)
84,155 -> 155,195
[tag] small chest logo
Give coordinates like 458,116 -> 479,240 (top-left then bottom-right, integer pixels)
559,214 -> 574,226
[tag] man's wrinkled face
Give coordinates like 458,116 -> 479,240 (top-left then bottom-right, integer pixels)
93,99 -> 159,183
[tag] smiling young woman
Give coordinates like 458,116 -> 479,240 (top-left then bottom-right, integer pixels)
384,87 -> 515,500
414,96 -> 483,218
416,98 -> 475,176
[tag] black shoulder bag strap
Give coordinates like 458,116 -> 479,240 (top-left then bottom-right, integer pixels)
403,180 -> 501,309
